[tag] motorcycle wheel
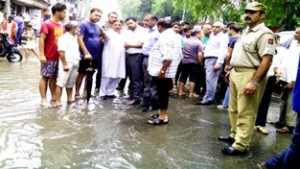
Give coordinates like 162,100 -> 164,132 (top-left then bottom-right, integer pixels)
7,51 -> 23,62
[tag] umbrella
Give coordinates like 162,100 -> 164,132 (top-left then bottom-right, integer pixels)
86,62 -> 96,103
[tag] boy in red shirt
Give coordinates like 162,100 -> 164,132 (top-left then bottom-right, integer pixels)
39,3 -> 66,106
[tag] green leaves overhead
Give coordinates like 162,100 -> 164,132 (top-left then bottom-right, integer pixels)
118,0 -> 300,30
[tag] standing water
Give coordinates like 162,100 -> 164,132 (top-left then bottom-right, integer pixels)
0,58 -> 291,169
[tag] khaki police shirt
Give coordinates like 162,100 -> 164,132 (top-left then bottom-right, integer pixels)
230,23 -> 276,68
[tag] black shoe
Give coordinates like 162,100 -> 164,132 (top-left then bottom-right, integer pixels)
106,95 -> 117,99
218,135 -> 235,144
142,106 -> 158,112
126,100 -> 141,106
196,100 -> 214,105
221,146 -> 247,156
100,96 -> 107,100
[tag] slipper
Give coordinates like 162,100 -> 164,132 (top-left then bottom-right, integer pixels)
178,92 -> 186,96
267,121 -> 279,125
147,117 -> 168,125
276,126 -> 293,133
267,121 -> 285,128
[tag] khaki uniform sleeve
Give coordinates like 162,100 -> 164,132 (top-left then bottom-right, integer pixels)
257,33 -> 276,58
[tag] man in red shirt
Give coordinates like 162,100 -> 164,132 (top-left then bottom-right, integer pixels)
2,15 -> 18,43
39,3 -> 66,106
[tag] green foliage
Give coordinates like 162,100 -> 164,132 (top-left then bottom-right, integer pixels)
119,0 -> 300,29
119,0 -> 142,20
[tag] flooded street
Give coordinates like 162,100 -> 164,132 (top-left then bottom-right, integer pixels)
0,56 -> 292,169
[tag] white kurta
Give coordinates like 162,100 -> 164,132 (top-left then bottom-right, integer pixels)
102,30 -> 126,78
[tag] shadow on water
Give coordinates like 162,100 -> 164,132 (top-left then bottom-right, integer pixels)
0,58 -> 292,169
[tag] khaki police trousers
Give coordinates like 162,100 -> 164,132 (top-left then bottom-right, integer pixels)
229,68 -> 266,152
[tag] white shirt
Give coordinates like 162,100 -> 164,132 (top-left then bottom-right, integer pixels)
279,40 -> 300,83
124,26 -> 147,54
204,32 -> 229,67
148,29 -> 183,78
57,32 -> 81,64
267,46 -> 287,76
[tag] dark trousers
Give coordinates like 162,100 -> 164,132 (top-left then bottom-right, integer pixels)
127,53 -> 144,100
153,77 -> 173,110
195,65 -> 206,95
179,64 -> 201,83
265,113 -> 300,169
256,76 -> 276,126
175,62 -> 183,86
142,56 -> 158,108
15,30 -> 23,47
95,45 -> 104,89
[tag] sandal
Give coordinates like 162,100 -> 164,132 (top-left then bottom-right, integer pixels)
276,126 -> 294,133
147,117 -> 168,125
150,113 -> 159,119
75,94 -> 86,100
267,121 -> 285,128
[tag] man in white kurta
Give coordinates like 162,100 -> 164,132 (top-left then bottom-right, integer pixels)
100,21 -> 126,99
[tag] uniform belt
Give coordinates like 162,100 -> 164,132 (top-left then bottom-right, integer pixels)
233,67 -> 257,72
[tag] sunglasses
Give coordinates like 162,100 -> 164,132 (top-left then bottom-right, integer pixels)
245,10 -> 259,14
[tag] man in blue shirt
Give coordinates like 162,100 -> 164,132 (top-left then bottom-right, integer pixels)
141,14 -> 160,112
13,14 -> 24,47
258,53 -> 300,169
75,8 -> 103,99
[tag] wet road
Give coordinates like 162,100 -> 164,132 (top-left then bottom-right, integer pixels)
0,56 -> 292,169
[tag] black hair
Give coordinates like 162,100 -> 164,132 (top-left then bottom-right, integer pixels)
229,24 -> 242,33
51,3 -> 67,15
113,19 -> 124,25
183,27 -> 192,32
180,21 -> 189,26
171,22 -> 180,27
145,14 -> 158,21
108,11 -> 118,17
125,17 -> 137,22
157,19 -> 172,29
191,30 -> 201,36
90,8 -> 102,14
64,21 -> 79,32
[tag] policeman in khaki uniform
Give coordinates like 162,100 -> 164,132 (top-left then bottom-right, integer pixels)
218,2 -> 277,155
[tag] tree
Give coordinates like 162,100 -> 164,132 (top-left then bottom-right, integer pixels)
119,0 -> 142,20
152,0 -> 195,23
172,0 -> 300,30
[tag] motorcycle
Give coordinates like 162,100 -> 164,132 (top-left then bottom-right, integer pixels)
0,32 -> 23,62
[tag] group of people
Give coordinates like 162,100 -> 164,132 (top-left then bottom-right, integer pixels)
0,13 -> 40,61
36,1 -> 299,168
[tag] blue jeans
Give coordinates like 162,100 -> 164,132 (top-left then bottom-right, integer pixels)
203,58 -> 222,102
264,113 -> 300,169
222,86 -> 230,107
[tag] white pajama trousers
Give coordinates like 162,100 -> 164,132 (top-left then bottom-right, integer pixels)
100,77 -> 121,96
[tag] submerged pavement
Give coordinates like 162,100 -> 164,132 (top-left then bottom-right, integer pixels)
0,57 -> 292,169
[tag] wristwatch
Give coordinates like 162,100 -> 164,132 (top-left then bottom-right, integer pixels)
160,70 -> 165,74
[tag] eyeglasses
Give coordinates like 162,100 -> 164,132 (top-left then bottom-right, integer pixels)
212,26 -> 221,28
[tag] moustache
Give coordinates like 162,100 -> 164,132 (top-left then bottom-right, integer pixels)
244,17 -> 252,21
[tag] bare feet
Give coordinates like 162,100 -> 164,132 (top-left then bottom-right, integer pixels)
41,99 -> 47,107
189,93 -> 199,98
67,100 -> 75,104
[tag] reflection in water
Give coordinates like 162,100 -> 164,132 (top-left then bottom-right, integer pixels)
0,59 -> 292,168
